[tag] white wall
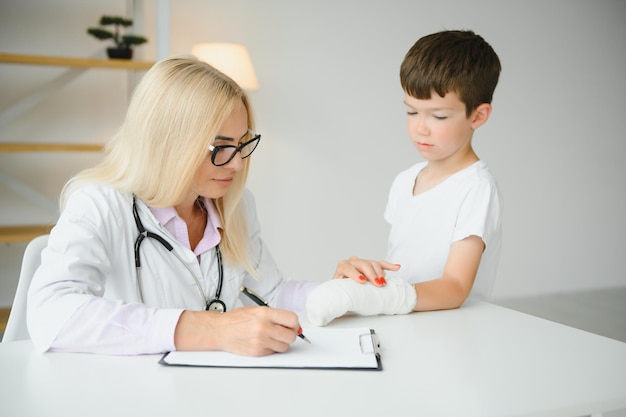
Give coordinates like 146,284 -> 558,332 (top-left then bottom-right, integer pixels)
1,0 -> 625,306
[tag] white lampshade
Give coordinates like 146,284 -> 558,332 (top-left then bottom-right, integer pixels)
191,43 -> 259,91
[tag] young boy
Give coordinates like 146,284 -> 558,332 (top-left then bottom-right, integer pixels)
307,30 -> 503,325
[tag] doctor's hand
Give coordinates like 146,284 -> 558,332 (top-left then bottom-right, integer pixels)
174,307 -> 300,356
334,256 -> 401,287
307,277 -> 417,326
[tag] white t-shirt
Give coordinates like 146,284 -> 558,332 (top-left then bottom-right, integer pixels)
384,160 -> 502,299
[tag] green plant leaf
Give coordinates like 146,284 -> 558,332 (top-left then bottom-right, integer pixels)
87,28 -> 113,40
122,35 -> 148,46
99,15 -> 133,27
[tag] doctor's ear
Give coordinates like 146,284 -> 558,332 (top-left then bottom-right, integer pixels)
470,103 -> 492,130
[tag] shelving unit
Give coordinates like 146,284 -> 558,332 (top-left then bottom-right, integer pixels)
0,225 -> 55,244
0,53 -> 154,70
0,143 -> 104,152
0,52 -> 154,243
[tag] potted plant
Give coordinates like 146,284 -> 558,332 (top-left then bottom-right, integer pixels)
87,15 -> 148,60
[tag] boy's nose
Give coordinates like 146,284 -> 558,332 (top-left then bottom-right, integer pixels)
413,118 -> 429,135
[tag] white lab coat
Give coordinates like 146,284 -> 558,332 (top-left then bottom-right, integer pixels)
27,184 -> 313,355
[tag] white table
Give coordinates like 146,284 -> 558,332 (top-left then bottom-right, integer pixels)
1,301 -> 625,417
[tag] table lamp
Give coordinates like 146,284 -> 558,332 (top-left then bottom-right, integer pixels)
191,43 -> 259,90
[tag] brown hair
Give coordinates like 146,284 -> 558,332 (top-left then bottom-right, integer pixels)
400,30 -> 501,116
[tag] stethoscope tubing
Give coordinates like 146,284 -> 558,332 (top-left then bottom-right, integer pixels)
132,195 -> 225,311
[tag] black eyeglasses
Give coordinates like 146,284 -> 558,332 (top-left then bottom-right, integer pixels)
208,129 -> 261,166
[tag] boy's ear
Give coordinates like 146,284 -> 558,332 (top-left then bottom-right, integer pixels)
471,103 -> 492,129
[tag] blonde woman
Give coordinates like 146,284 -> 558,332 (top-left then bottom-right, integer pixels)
27,56 -> 316,356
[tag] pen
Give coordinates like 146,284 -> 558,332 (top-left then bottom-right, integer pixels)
240,286 -> 311,344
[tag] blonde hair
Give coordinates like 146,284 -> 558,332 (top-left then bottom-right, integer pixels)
61,55 -> 256,273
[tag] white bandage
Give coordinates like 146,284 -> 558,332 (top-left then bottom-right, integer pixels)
306,278 -> 416,326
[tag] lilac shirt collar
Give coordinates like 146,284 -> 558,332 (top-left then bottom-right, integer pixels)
149,197 -> 222,256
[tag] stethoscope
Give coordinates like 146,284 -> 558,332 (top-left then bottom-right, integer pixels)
132,195 -> 227,312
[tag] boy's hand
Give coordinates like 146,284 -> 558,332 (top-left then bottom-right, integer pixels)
334,256 -> 401,287
306,277 -> 417,326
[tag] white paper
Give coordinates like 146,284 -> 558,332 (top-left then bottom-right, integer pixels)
160,327 -> 380,370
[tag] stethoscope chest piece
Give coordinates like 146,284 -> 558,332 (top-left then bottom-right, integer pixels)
206,299 -> 226,313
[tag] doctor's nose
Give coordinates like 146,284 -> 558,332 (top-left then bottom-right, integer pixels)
225,152 -> 244,171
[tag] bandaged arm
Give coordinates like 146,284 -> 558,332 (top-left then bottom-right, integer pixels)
306,278 -> 416,326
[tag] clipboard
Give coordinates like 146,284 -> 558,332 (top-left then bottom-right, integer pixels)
159,327 -> 382,371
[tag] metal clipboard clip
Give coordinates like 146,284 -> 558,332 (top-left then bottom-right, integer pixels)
359,330 -> 381,357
